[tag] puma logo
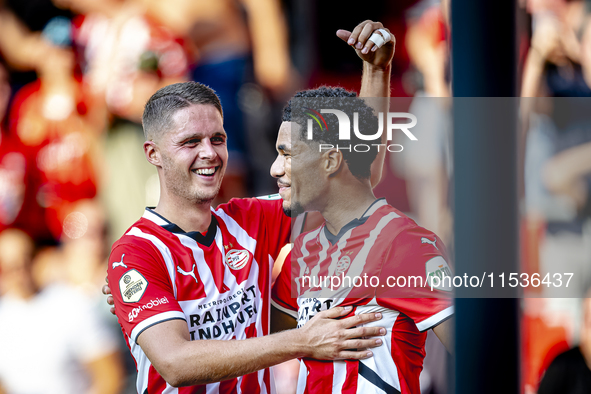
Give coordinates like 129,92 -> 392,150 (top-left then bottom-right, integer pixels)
177,264 -> 198,284
421,237 -> 438,250
112,254 -> 128,269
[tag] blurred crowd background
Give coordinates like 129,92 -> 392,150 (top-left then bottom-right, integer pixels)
0,0 -> 591,393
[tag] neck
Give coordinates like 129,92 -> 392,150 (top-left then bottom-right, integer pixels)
154,193 -> 213,233
321,179 -> 377,235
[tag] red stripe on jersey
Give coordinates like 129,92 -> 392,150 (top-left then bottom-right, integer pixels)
264,367 -> 271,394
240,373 -> 261,394
148,364 -> 169,393
390,314 -> 427,394
218,378 -> 238,394
204,240 -> 231,294
303,359 -> 334,393
179,385 -> 206,394
244,321 -> 257,338
342,361 -> 359,394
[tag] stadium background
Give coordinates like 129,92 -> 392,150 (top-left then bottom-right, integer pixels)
0,0 -> 590,393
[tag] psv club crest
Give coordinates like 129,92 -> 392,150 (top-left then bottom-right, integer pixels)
225,249 -> 251,270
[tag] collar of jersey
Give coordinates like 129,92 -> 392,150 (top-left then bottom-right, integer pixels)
323,198 -> 388,245
143,207 -> 217,246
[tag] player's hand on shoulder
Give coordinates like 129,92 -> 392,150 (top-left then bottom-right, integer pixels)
102,275 -> 116,315
336,20 -> 395,70
298,306 -> 386,360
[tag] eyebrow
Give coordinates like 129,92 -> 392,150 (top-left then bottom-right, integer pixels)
277,144 -> 290,152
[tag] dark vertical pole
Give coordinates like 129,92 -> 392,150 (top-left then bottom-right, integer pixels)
451,1 -> 520,393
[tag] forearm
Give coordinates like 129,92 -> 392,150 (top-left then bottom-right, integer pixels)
181,330 -> 305,384
360,62 -> 391,187
139,307 -> 383,387
140,323 -> 307,387
360,62 -> 391,99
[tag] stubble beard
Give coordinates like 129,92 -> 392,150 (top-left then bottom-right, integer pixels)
283,200 -> 304,218
162,156 -> 223,205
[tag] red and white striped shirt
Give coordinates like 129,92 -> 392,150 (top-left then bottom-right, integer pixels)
272,199 -> 453,394
108,195 -> 290,394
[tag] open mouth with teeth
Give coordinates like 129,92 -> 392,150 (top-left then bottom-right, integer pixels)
192,166 -> 219,177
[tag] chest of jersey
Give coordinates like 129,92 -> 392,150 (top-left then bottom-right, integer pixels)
169,231 -> 267,341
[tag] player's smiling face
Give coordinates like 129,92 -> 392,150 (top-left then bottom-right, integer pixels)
157,104 -> 227,204
271,121 -> 324,216
271,122 -> 293,214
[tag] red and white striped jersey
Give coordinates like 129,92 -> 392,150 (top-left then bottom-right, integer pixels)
272,199 -> 453,394
108,195 -> 290,394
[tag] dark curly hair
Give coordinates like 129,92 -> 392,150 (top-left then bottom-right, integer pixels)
282,86 -> 379,180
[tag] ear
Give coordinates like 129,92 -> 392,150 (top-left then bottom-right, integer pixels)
144,141 -> 161,167
323,148 -> 343,177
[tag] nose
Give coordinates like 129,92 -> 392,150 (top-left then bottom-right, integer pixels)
270,155 -> 284,178
199,138 -> 217,160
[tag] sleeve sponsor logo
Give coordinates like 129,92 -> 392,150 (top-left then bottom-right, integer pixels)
225,249 -> 250,270
119,269 -> 149,303
425,256 -> 453,291
128,297 -> 169,322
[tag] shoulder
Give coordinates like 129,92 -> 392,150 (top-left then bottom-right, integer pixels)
110,217 -> 172,262
215,195 -> 282,213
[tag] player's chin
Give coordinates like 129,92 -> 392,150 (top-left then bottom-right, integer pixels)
282,199 -> 292,217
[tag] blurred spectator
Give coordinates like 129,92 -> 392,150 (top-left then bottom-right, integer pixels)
522,0 -> 588,97
49,0 -> 190,241
0,228 -> 124,394
521,5 -> 591,392
537,291 -> 591,393
0,56 -> 53,242
7,58 -> 102,240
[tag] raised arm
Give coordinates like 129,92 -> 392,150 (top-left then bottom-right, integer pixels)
337,20 -> 395,187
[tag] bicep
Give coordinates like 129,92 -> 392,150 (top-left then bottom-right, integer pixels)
137,319 -> 191,379
271,305 -> 297,334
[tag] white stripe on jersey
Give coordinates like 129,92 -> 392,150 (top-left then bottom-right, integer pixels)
130,339 -> 153,394
143,209 -> 170,226
363,199 -> 390,218
127,227 -> 178,298
356,302 -> 401,393
212,206 -> 258,253
415,305 -> 454,332
332,361 -> 347,393
130,311 -> 187,342
296,361 -> 307,394
356,371 -> 376,394
295,227 -> 323,295
206,382 -> 220,394
307,230 -> 330,288
345,212 -> 400,287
